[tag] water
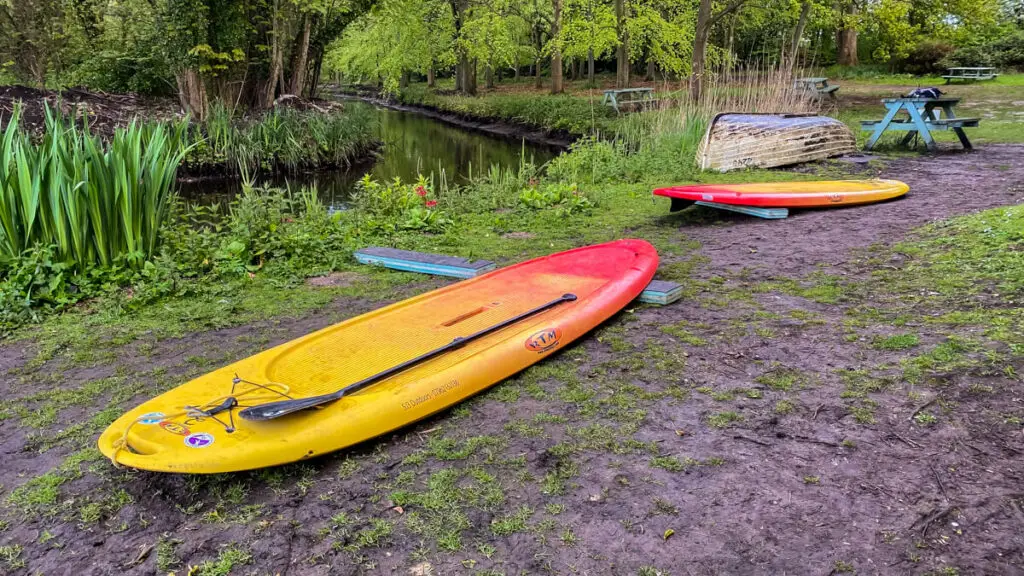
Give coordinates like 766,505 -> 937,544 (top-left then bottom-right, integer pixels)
178,100 -> 562,210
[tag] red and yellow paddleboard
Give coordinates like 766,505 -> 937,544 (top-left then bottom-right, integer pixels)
99,240 -> 658,473
653,179 -> 909,209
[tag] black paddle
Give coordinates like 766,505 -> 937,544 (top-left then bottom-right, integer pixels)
238,293 -> 578,421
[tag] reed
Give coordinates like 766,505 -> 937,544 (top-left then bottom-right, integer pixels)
0,105 -> 189,271
188,103 -> 376,174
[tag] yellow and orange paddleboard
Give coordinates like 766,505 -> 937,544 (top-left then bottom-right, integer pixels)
654,179 -> 909,209
99,240 -> 658,473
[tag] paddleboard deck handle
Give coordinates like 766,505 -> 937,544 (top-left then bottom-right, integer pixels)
238,293 -> 578,421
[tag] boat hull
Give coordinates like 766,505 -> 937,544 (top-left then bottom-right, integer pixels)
698,113 -> 856,172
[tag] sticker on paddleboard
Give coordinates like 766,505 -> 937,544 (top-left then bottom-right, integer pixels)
702,194 -> 714,201
184,432 -> 215,448
160,421 -> 190,436
138,412 -> 165,425
525,328 -> 562,353
828,193 -> 844,203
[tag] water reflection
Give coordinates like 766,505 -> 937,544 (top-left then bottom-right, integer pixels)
178,100 -> 561,211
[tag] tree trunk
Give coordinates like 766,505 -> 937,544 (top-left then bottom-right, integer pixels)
587,48 -> 595,84
535,57 -> 543,88
427,66 -> 436,87
262,0 -> 282,108
485,64 -> 494,88
289,13 -> 313,96
836,1 -> 859,66
467,58 -> 478,95
646,59 -> 655,81
691,0 -> 712,102
400,71 -> 410,89
787,0 -> 812,71
176,69 -> 208,119
615,0 -> 629,88
551,0 -> 564,94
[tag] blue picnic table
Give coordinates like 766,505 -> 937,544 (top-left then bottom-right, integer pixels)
601,88 -> 655,114
861,97 -> 980,152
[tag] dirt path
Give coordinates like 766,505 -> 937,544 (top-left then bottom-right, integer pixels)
1,147 -> 1022,575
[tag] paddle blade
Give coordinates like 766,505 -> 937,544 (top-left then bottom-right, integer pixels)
239,393 -> 340,421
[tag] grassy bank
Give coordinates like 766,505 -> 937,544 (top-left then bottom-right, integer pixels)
183,103 -> 378,175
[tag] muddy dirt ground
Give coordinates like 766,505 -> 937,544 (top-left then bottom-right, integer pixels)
1,146 -> 1023,575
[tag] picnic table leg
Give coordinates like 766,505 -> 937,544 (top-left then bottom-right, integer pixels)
952,127 -> 973,150
864,103 -> 902,151
906,105 -> 936,152
900,131 -> 919,147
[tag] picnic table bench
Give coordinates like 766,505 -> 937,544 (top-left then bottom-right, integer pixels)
794,77 -> 840,99
861,97 -> 979,151
601,88 -> 656,114
942,67 -> 999,84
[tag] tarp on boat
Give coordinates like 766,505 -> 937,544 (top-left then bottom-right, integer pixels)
697,113 -> 856,172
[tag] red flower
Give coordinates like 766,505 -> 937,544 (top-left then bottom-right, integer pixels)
415,186 -> 427,197
425,200 -> 438,208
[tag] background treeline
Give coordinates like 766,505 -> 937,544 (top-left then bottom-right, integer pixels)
1,0 -> 1022,108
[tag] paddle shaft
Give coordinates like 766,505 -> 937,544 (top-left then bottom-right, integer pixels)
238,293 -> 577,421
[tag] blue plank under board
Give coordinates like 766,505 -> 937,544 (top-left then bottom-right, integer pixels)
354,247 -> 683,305
638,279 -> 684,305
695,201 -> 789,219
355,247 -> 497,279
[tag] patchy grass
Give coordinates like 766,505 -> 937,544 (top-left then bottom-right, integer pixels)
872,333 -> 921,351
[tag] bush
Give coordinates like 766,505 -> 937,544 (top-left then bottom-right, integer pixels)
941,32 -> 1024,70
348,175 -> 453,235
902,39 -> 955,74
940,44 -> 996,68
990,31 -> 1024,69
518,182 -> 595,216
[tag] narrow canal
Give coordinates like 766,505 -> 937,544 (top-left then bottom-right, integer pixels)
179,100 -> 563,208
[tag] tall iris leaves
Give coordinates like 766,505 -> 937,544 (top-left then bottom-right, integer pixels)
0,105 -> 190,271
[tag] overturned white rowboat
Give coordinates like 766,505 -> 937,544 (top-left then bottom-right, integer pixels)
697,113 -> 856,172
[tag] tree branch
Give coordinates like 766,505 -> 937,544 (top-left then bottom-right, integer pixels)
709,0 -> 748,27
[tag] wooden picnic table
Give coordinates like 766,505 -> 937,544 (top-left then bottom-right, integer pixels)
861,97 -> 980,152
601,88 -> 655,114
943,67 -> 999,84
794,77 -> 840,98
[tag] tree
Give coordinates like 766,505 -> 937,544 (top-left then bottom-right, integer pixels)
560,0 -> 617,84
835,0 -> 860,66
615,0 -> 630,86
0,0 -> 67,87
691,0 -> 748,101
628,0 -> 697,80
550,0 -> 563,93
867,0 -> 917,65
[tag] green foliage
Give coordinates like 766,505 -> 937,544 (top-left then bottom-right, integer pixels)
868,0 -> 919,63
185,103 -> 377,173
349,175 -> 453,235
0,105 -> 189,271
902,39 -> 955,74
944,31 -> 1024,69
518,182 -> 595,216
